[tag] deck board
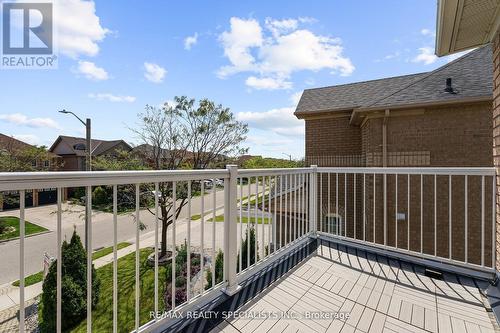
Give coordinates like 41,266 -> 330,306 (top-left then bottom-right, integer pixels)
210,245 -> 497,333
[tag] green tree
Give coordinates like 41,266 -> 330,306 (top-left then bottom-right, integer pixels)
238,226 -> 258,271
242,156 -> 303,169
206,249 -> 224,289
40,231 -> 100,332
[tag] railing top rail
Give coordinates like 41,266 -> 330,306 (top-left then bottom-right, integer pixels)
0,169 -> 230,191
237,168 -> 312,177
316,167 -> 496,176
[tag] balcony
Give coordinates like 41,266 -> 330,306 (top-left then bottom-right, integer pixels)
0,166 -> 497,332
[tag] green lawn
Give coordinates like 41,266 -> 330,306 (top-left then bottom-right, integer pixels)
70,248 -> 166,333
208,215 -> 270,224
92,242 -> 132,260
12,271 -> 44,287
12,243 -> 133,287
0,216 -> 48,241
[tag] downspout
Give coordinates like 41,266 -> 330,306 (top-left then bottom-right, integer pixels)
382,109 -> 390,167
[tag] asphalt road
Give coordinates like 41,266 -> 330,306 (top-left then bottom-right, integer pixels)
0,183 -> 267,285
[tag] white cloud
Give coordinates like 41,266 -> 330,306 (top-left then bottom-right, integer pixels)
88,93 -> 136,103
245,76 -> 291,90
76,61 -> 109,80
144,62 -> 166,83
237,107 -> 304,137
412,47 -> 437,65
184,33 -> 198,50
0,113 -> 60,129
55,0 -> 110,58
218,17 -> 354,90
290,92 -> 302,106
420,28 -> 435,37
12,134 -> 40,146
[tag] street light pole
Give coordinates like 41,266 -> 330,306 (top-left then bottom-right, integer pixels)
59,110 -> 91,250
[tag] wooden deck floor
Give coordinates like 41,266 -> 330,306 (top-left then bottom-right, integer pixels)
211,243 -> 499,333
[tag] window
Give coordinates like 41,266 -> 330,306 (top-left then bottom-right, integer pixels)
323,214 -> 342,235
31,160 -> 37,167
44,160 -> 50,168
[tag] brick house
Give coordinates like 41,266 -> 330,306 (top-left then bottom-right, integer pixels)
290,46 -> 494,264
0,133 -> 61,210
295,45 -> 492,168
49,135 -> 132,171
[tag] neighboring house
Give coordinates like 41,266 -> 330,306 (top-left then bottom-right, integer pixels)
289,46 -> 493,263
49,135 -> 132,171
295,45 -> 492,168
0,133 -> 61,211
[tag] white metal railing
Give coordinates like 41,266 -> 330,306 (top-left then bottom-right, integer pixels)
0,165 -> 496,332
0,166 -> 313,333
316,167 -> 497,272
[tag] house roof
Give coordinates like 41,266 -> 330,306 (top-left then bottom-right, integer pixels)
49,135 -> 132,157
295,45 -> 492,117
0,133 -> 59,157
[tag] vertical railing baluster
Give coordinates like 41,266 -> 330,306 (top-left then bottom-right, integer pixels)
373,173 -> 376,243
336,173 -> 339,235
449,175 -> 452,260
268,175 -> 272,247
57,188 -> 62,333
19,190 -> 25,333
239,178 -> 243,271
354,173 -> 357,239
363,174 -> 366,241
86,185 -> 92,333
274,175 -> 277,247
492,175 -> 496,268
396,174 -> 398,248
320,172 -> 323,233
186,181 -> 191,301
255,177 -> 259,261
247,178 -> 250,265
261,176 -> 265,256
481,176 -> 485,266
172,181 -> 177,308
434,174 -> 437,257
465,175 -> 468,263
212,179 -> 216,288
420,174 -> 423,253
328,173 -> 331,234
285,174 -> 288,245
407,175 -> 410,251
201,180 -> 205,294
384,174 -> 387,246
294,173 -> 298,241
113,185 -> 118,331
344,173 -> 347,237
135,184 -> 140,330
279,175 -> 282,248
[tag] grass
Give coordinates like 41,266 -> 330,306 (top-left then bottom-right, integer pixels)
12,271 -> 44,287
11,243 -> 133,287
0,216 -> 48,241
70,248 -> 163,332
208,215 -> 270,224
92,242 -> 132,260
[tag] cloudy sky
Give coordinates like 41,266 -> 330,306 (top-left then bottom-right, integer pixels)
0,0 -> 465,159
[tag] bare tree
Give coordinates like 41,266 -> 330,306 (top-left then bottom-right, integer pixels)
130,97 -> 248,258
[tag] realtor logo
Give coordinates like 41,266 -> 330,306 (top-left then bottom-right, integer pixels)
1,1 -> 57,68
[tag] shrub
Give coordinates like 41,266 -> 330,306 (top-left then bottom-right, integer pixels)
238,226 -> 258,272
206,249 -> 224,289
92,186 -> 108,206
0,219 -> 5,234
40,231 -> 101,332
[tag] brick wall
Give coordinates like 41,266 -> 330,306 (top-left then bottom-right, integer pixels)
493,32 -> 500,269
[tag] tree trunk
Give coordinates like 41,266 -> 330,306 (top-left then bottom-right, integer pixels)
160,204 -> 168,258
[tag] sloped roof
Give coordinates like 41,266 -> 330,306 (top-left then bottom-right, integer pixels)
295,45 -> 492,116
49,135 -> 132,156
0,133 -> 59,157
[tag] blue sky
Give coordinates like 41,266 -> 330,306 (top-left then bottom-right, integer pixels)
0,0 -> 465,159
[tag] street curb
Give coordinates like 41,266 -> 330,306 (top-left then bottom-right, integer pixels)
0,230 -> 52,244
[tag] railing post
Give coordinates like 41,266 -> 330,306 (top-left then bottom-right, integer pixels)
223,164 -> 241,296
309,165 -> 318,234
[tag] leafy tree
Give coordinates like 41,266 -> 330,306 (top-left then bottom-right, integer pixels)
128,96 -> 248,259
0,140 -> 59,172
242,156 -> 303,169
40,231 -> 100,332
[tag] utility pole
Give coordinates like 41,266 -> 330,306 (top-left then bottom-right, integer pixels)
59,110 -> 91,250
